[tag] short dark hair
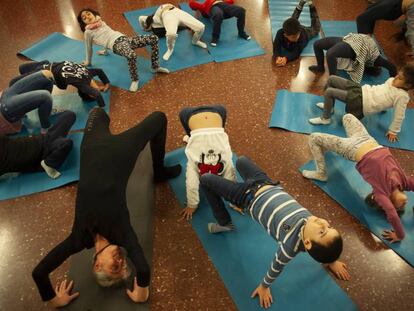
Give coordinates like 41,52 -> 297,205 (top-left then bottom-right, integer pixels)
402,62 -> 414,89
283,18 -> 301,36
145,15 -> 154,29
77,8 -> 101,32
307,234 -> 343,263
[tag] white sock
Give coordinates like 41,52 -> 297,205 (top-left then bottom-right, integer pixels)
208,222 -> 235,234
152,67 -> 170,74
129,81 -> 139,92
163,49 -> 173,61
302,170 -> 327,182
194,40 -> 207,49
41,160 -> 61,179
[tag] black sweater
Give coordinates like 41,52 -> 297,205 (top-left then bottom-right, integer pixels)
272,28 -> 309,61
32,134 -> 150,302
51,61 -> 109,107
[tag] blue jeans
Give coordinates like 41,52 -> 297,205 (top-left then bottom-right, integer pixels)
179,104 -> 227,136
1,71 -> 53,129
200,156 -> 278,225
210,3 -> 246,41
9,60 -> 50,87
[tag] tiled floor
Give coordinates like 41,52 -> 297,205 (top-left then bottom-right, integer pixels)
0,0 -> 413,310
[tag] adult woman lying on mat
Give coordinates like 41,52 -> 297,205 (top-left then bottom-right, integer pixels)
179,105 -> 238,220
139,3 -> 207,61
356,0 -> 414,58
32,108 -> 181,308
200,156 -> 349,309
302,113 -> 414,243
308,63 -> 414,143
308,33 -> 397,83
273,0 -> 321,66
9,60 -> 110,107
0,110 -> 75,179
0,71 -> 55,134
77,8 -> 169,92
189,0 -> 251,46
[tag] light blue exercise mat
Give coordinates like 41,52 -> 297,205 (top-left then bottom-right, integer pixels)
268,0 -> 321,56
268,90 -> 414,151
0,132 -> 83,201
300,153 -> 414,266
18,32 -> 154,91
14,90 -> 110,137
123,5 -> 214,72
180,3 -> 265,63
165,148 -> 357,311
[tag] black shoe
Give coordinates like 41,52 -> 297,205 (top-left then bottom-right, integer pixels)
239,32 -> 251,40
308,65 -> 325,73
211,38 -> 218,46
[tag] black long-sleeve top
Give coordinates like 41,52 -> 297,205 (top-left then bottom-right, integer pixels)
0,135 -> 44,175
272,28 -> 309,62
32,134 -> 150,302
51,61 -> 109,107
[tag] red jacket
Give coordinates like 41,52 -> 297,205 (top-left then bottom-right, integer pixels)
189,0 -> 234,16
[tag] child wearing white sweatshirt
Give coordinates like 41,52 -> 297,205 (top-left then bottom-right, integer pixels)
308,63 -> 414,142
179,105 -> 237,220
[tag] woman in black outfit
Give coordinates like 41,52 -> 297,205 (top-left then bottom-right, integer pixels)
32,108 -> 181,308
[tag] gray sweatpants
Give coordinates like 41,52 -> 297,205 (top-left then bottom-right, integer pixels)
323,75 -> 349,119
308,114 -> 378,175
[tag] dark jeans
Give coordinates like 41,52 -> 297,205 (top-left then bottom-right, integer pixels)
210,2 -> 246,40
356,0 -> 403,34
200,156 -> 277,226
1,71 -> 53,129
42,111 -> 76,169
82,108 -> 169,179
313,37 -> 397,77
9,60 -> 50,87
179,105 -> 227,136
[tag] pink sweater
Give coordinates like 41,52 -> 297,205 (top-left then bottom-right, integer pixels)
356,147 -> 414,239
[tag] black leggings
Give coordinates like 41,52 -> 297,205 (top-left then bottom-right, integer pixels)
313,37 -> 397,77
356,0 -> 403,34
82,108 -> 169,179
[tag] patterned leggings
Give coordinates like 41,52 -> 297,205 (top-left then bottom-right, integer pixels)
112,35 -> 160,82
308,114 -> 378,174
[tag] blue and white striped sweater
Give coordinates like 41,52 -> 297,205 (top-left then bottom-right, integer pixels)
249,186 -> 311,287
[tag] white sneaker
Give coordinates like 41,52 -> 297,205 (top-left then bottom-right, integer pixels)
309,117 -> 331,125
316,102 -> 334,113
163,49 -> 173,61
302,170 -> 327,182
151,67 -> 170,74
194,40 -> 207,49
129,81 -> 139,92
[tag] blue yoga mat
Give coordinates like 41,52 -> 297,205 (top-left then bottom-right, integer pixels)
123,5 -> 214,72
14,90 -> 110,137
300,153 -> 414,266
268,0 -> 321,56
165,148 -> 356,311
268,90 -> 414,151
0,132 -> 83,201
18,32 -> 154,91
180,3 -> 265,62
320,21 -> 357,37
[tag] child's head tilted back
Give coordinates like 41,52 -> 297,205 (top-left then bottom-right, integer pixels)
77,8 -> 101,32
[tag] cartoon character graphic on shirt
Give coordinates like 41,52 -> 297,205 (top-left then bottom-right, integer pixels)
197,149 -> 224,176
60,61 -> 90,79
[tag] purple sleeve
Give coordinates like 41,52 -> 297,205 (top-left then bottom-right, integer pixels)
375,193 -> 405,239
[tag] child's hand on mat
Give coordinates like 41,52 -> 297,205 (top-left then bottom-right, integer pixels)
49,279 -> 79,308
328,261 -> 350,281
251,284 -> 273,309
382,229 -> 402,243
229,203 -> 244,215
181,207 -> 196,220
97,49 -> 108,56
126,278 -> 149,303
100,83 -> 110,92
386,131 -> 398,142
275,57 -> 287,67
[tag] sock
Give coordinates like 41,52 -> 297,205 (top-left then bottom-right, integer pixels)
163,49 -> 173,61
151,67 -> 170,74
208,222 -> 235,234
41,160 -> 61,179
154,164 -> 182,182
297,0 -> 306,9
302,170 -> 327,182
